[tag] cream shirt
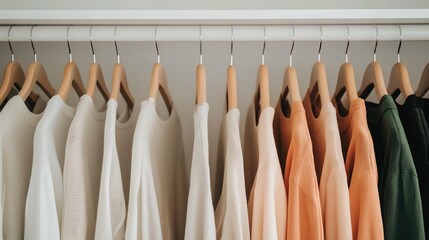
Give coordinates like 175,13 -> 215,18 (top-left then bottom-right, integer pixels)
126,98 -> 188,240
25,95 -> 75,240
61,95 -> 106,240
214,109 -> 250,240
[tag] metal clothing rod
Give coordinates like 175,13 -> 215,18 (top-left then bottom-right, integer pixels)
1,25 -> 429,43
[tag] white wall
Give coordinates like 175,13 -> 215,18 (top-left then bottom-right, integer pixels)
0,39 -> 428,188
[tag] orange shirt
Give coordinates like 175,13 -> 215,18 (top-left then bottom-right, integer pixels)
273,99 -> 324,240
303,92 -> 353,240
334,99 -> 384,240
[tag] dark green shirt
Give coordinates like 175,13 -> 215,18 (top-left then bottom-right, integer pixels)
396,95 -> 429,238
366,95 -> 425,240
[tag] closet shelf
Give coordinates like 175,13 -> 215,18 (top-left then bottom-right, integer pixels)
1,9 -> 429,25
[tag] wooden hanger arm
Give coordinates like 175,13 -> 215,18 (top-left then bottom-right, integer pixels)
416,62 -> 429,97
309,62 -> 330,105
333,63 -> 358,104
282,66 -> 301,103
57,62 -> 86,101
196,64 -> 207,105
148,63 -> 173,113
18,62 -> 55,101
358,62 -> 387,100
227,65 -> 238,111
387,63 -> 414,99
257,64 -> 270,110
0,62 -> 39,104
87,63 -> 110,101
111,63 -> 135,109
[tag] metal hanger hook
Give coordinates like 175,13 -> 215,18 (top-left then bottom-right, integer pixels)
155,26 -> 160,63
262,26 -> 266,65
289,26 -> 295,67
8,25 -> 14,62
230,26 -> 234,66
114,26 -> 120,64
397,25 -> 402,63
345,26 -> 350,63
67,26 -> 72,63
30,25 -> 37,63
318,26 -> 323,62
89,26 -> 96,63
373,25 -> 379,62
199,25 -> 203,65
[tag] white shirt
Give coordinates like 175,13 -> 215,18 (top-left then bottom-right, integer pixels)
95,99 -> 138,240
184,103 -> 216,240
244,105 -> 287,240
25,95 -> 75,240
0,96 -> 45,239
214,109 -> 250,240
61,95 -> 106,240
126,98 -> 188,240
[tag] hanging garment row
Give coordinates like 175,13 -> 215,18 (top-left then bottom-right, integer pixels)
0,25 -> 428,240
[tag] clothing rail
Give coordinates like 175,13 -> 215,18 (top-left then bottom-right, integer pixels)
1,25 -> 429,43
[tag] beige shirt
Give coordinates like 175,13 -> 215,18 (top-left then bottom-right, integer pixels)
0,96 -> 45,240
303,92 -> 352,240
244,102 -> 287,240
62,95 -> 106,240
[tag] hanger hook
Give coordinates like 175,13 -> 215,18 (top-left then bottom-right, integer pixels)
345,26 -> 350,63
155,26 -> 160,63
262,26 -> 266,65
8,25 -> 14,62
230,26 -> 234,66
397,25 -> 402,63
30,25 -> 37,63
114,26 -> 120,64
199,25 -> 203,65
67,26 -> 72,63
89,26 -> 96,63
373,25 -> 379,62
318,26 -> 323,62
289,26 -> 295,67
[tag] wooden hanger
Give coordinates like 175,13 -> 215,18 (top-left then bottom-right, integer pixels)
358,26 -> 388,100
196,64 -> 207,105
57,62 -> 86,101
282,34 -> 301,104
18,26 -> 56,101
256,64 -> 270,114
86,28 -> 110,101
110,28 -> 135,110
111,63 -> 135,110
308,29 -> 330,107
148,63 -> 173,113
333,30 -> 358,106
148,29 -> 173,114
309,62 -> 330,106
87,63 -> 110,101
227,28 -> 238,111
56,29 -> 86,101
0,27 -> 39,104
387,29 -> 414,100
227,65 -> 237,111
282,66 -> 301,103
387,63 -> 414,99
18,61 -> 56,101
416,62 -> 429,97
0,61 -> 39,104
195,28 -> 207,105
